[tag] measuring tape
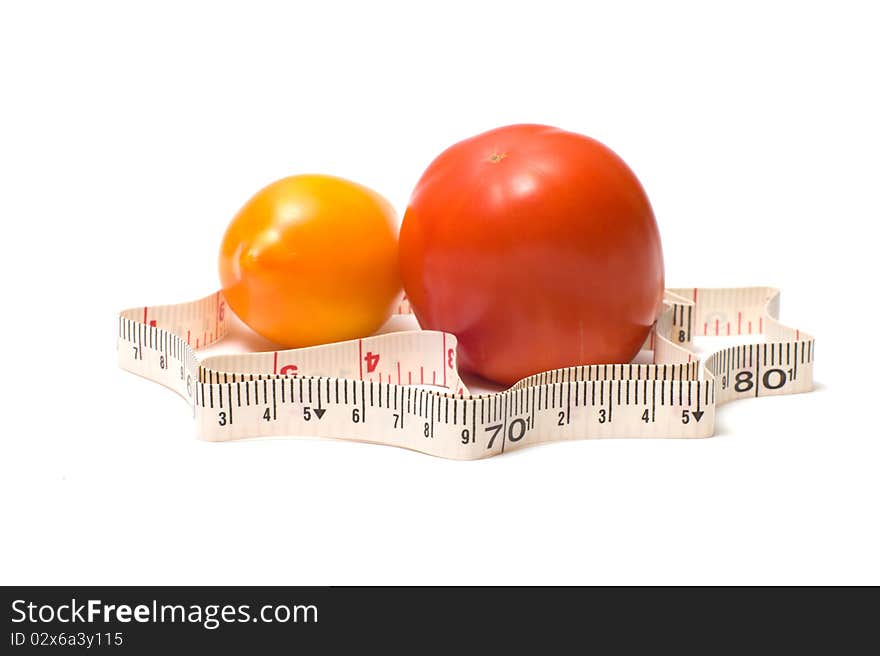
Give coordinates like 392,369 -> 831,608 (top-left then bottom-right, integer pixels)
117,286 -> 814,459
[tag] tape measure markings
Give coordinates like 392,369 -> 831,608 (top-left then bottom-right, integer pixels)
118,286 -> 814,459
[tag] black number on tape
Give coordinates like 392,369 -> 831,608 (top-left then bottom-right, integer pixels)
485,424 -> 503,449
508,418 -> 527,442
735,371 -> 753,393
763,368 -> 787,390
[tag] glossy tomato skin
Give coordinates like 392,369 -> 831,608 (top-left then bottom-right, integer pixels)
219,174 -> 401,347
400,124 -> 664,385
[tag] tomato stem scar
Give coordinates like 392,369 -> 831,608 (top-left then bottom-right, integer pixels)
487,152 -> 507,163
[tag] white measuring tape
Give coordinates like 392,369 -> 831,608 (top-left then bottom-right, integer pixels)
117,287 -> 813,459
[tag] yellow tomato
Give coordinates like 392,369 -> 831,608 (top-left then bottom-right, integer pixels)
219,174 -> 402,347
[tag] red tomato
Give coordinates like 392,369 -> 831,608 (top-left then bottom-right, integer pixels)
399,124 -> 664,385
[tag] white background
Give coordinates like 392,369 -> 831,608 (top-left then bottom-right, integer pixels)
1,1 -> 878,585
